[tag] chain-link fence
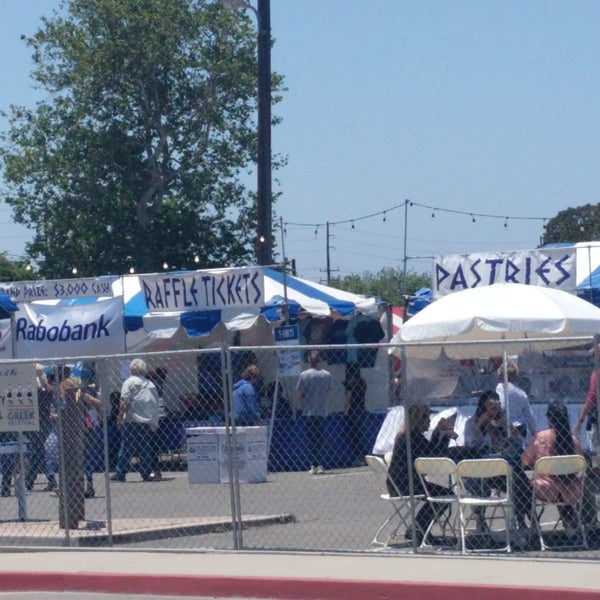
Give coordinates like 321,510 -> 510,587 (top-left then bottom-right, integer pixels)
1,338 -> 600,559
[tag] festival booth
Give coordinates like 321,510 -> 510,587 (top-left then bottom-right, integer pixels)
381,283 -> 600,455
116,266 -> 389,472
1,268 -> 389,474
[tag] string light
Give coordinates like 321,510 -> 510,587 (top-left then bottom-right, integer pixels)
285,199 -> 549,236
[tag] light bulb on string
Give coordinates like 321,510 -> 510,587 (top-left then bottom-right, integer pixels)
314,226 -> 318,238
431,210 -> 435,219
351,220 -> 355,229
504,218 -> 508,229
471,214 -> 476,223
383,211 -> 387,223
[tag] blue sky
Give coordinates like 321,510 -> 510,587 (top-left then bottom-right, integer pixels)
1,1 -> 599,282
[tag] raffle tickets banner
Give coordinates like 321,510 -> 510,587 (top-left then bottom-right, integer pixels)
14,296 -> 125,358
0,362 -> 39,432
139,267 -> 265,312
433,248 -> 576,297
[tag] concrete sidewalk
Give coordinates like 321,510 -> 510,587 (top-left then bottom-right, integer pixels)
0,549 -> 599,599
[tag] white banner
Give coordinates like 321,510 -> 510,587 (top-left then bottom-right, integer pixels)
14,297 -> 125,359
0,362 -> 39,432
0,320 -> 12,359
0,277 -> 117,302
433,249 -> 576,297
139,268 -> 265,312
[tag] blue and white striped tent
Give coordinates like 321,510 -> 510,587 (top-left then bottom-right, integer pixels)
119,267 -> 381,351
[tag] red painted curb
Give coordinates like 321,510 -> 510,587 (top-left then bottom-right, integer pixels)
0,572 -> 598,600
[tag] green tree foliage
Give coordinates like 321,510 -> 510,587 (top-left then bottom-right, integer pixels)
0,253 -> 37,282
541,203 -> 600,246
330,267 -> 431,306
0,0 -> 283,278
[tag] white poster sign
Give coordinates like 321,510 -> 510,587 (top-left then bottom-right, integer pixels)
0,277 -> 117,302
274,324 -> 301,377
14,297 -> 125,359
0,320 -> 12,359
433,248 -> 576,297
0,362 -> 39,432
139,268 -> 265,312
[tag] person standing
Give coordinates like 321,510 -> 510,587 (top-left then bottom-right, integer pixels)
575,355 -> 600,453
231,365 -> 261,426
495,362 -> 537,443
343,362 -> 367,467
297,351 -> 332,475
111,358 -> 159,482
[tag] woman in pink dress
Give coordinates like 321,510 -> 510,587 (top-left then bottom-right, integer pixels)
522,401 -> 584,529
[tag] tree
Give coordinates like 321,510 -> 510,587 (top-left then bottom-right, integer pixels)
329,267 -> 431,307
541,203 -> 600,246
0,0 -> 283,278
0,253 -> 37,282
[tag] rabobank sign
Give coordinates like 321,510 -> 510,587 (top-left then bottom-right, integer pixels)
15,315 -> 111,342
15,297 -> 125,359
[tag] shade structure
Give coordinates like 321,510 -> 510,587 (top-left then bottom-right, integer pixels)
395,283 -> 600,359
120,267 -> 380,351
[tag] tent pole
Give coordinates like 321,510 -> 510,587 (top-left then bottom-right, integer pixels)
279,217 -> 290,325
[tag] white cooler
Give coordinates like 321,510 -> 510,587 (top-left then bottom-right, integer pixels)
186,426 -> 267,484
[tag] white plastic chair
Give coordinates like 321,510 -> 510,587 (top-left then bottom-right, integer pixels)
531,454 -> 588,551
413,457 -> 459,548
455,458 -> 514,554
365,455 -> 424,547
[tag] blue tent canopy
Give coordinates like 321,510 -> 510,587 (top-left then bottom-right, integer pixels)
122,267 -> 380,339
0,292 -> 18,320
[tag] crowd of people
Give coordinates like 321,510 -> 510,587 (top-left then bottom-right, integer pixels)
386,360 -> 598,546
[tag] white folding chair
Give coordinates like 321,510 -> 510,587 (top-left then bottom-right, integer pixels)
531,455 -> 588,551
455,458 -> 514,554
413,457 -> 459,548
365,455 -> 424,547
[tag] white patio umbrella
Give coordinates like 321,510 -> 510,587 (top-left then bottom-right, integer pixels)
392,283 -> 600,438
394,283 -> 600,359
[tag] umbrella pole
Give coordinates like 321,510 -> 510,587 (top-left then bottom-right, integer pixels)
502,349 -> 511,438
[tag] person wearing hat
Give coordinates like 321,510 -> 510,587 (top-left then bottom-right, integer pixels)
111,358 -> 159,482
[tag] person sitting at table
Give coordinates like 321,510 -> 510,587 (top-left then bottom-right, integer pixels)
386,402 -> 462,544
463,390 -> 531,530
522,400 -> 585,532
